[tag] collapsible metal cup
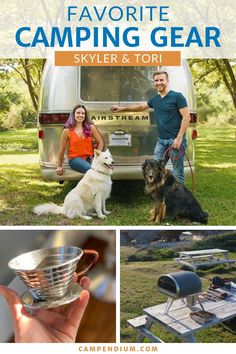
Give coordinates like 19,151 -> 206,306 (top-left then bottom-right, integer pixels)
8,246 -> 98,309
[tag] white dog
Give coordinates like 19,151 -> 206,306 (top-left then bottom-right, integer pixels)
33,149 -> 114,220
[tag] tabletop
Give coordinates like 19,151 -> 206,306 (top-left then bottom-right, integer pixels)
179,249 -> 228,256
143,288 -> 236,341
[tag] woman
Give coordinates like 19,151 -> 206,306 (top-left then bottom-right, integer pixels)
57,104 -> 104,175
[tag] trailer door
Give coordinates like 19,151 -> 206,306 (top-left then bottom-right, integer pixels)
78,66 -> 158,165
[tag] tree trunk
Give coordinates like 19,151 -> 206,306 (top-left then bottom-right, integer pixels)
223,59 -> 236,108
21,59 -> 39,111
214,60 -> 236,109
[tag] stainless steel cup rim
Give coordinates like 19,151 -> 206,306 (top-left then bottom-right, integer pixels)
8,246 -> 83,272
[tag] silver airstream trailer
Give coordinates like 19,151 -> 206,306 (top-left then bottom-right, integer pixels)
37,59 -> 197,180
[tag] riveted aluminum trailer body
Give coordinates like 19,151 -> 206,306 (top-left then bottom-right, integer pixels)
38,60 -> 197,180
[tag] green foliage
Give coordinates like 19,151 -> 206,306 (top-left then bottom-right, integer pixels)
127,248 -> 176,262
196,92 -> 218,123
127,252 -> 157,262
158,248 -> 176,259
2,104 -> 23,130
192,233 -> 236,251
0,89 -> 21,112
0,73 -> 23,129
189,59 -> 236,125
20,102 -> 37,128
1,102 -> 36,130
0,59 -> 42,130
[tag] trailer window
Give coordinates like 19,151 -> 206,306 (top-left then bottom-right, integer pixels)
80,67 -> 156,102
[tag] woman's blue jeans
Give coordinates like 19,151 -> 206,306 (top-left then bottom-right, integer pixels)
153,137 -> 187,183
69,157 -> 92,173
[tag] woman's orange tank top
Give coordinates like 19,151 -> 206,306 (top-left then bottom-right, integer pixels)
68,129 -> 93,160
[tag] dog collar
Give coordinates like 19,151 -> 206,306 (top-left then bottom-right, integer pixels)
92,168 -> 110,176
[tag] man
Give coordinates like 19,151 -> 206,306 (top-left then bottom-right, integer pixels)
111,71 -> 191,183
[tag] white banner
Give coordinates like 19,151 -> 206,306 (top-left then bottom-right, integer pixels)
0,343 -> 235,354
0,0 -> 235,58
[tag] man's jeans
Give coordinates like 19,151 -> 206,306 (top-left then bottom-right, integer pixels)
153,137 -> 187,183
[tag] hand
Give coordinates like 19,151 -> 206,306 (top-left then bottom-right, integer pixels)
172,136 -> 182,150
56,166 -> 64,175
0,276 -> 90,343
111,105 -> 121,113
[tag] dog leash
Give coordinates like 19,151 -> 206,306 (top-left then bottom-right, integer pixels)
162,146 -> 195,192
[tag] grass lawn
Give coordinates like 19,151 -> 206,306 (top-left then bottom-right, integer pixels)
0,128 -> 38,154
120,239 -> 236,343
0,125 -> 235,225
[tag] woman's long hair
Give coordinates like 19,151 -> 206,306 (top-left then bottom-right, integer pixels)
64,104 -> 92,137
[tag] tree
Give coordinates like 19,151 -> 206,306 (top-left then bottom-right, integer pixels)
2,104 -> 23,130
189,59 -> 236,109
0,59 -> 45,112
215,60 -> 236,109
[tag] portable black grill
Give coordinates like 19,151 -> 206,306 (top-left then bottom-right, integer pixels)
157,271 -> 204,314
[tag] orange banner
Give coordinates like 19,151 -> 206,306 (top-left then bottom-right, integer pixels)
55,51 -> 180,66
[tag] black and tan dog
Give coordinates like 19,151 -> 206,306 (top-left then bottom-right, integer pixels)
142,159 -> 208,224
